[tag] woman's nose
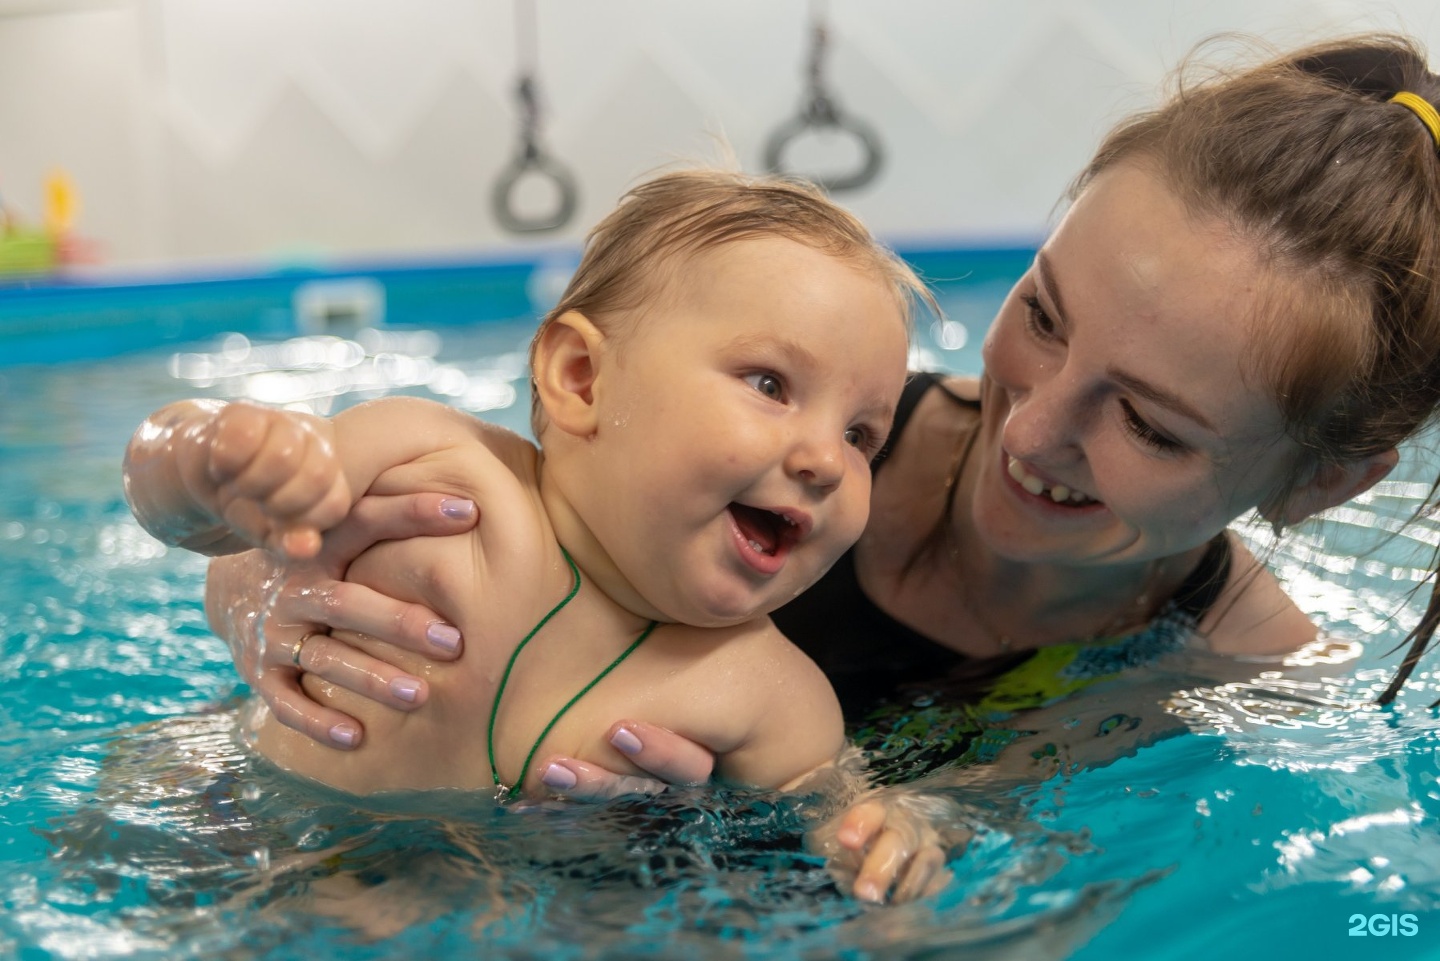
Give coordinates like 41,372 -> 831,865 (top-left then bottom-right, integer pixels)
1002,369 -> 1084,462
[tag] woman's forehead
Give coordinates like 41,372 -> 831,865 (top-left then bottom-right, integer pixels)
1042,164 -> 1293,447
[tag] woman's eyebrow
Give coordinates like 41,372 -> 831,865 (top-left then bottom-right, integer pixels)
1035,250 -> 1070,323
1107,369 -> 1218,432
1037,250 -> 1217,433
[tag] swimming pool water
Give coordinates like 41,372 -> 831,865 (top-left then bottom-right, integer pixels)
1,290 -> 1439,960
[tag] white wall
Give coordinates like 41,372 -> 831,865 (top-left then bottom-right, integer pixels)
3,0 -> 1439,268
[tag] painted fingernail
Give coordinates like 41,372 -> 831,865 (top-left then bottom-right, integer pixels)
440,498 -> 476,519
330,723 -> 359,748
610,727 -> 642,756
390,676 -> 421,702
426,622 -> 461,652
541,763 -> 577,790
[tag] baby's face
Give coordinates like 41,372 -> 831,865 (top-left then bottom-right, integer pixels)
576,237 -> 910,627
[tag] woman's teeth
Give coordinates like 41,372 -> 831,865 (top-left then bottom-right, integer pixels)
1006,457 -> 1094,505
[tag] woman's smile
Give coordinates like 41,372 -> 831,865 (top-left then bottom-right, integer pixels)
1004,454 -> 1099,507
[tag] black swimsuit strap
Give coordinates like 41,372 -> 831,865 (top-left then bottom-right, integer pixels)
871,371 -> 978,475
1168,533 -> 1233,622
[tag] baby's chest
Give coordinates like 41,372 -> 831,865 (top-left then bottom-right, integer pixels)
487,632 -> 748,792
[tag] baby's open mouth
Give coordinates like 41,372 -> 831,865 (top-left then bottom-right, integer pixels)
728,503 -> 800,556
1006,456 -> 1099,507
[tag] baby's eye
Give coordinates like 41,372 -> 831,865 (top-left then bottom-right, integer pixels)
743,372 -> 785,401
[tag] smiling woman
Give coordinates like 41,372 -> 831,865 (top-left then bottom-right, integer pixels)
971,163 -> 1388,599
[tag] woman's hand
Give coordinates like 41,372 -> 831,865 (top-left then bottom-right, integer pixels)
810,790 -> 965,903
535,720 -> 717,799
206,492 -> 478,749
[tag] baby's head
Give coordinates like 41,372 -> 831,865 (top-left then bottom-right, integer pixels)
529,169 -> 928,626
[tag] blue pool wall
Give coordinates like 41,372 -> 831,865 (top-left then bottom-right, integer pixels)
0,245 -> 1035,367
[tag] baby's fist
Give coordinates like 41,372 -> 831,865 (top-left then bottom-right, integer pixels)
199,402 -> 351,559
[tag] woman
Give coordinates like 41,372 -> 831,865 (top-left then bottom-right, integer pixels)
206,35 -> 1440,901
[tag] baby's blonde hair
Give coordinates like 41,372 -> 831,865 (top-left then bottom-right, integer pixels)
529,168 -> 933,436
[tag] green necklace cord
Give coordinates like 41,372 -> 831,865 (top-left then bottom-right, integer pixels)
487,546 -> 659,800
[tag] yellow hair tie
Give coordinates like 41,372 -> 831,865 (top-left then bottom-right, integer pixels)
1389,91 -> 1440,150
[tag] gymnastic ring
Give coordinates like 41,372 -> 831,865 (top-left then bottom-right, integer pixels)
763,110 -> 885,193
291,630 -> 325,668
491,150 -> 580,234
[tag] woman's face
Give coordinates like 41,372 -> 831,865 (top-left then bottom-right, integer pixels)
973,160 -> 1301,567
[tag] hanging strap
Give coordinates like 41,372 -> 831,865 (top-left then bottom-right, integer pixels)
763,1 -> 884,192
492,0 -> 580,233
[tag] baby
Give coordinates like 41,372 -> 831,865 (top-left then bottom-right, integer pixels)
122,170 -> 923,798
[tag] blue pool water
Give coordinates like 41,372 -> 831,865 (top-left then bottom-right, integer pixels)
1,265 -> 1439,960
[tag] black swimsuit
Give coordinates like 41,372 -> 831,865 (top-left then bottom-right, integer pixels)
771,370 -> 1232,720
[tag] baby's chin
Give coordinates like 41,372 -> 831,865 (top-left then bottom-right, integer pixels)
649,580 -> 794,630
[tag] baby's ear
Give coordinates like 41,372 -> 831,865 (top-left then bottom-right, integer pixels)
1264,448 -> 1398,528
532,311 -> 607,437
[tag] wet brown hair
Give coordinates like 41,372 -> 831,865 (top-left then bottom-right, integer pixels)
1072,35 -> 1440,705
528,168 -> 933,434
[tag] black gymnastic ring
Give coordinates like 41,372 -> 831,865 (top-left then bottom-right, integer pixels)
763,110 -> 884,193
491,150 -> 580,234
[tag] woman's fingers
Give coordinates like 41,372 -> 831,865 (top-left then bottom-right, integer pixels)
318,494 -> 478,575
600,720 -> 715,785
532,719 -> 719,801
288,629 -> 431,710
267,579 -> 462,661
536,756 -> 669,800
253,667 -> 365,750
528,722 -> 714,802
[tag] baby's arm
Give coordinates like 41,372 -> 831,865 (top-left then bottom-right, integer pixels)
123,396 -> 493,560
703,621 -> 848,790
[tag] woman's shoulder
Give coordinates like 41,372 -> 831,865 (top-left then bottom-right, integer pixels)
889,374 -> 980,458
935,373 -> 981,403
1197,535 -> 1318,656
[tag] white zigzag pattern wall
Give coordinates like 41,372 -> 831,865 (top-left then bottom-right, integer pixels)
1,0 -> 1437,266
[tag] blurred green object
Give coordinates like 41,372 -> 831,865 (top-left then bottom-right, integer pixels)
0,228 -> 57,275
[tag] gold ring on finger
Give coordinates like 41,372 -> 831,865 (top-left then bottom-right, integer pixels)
292,630 -> 325,667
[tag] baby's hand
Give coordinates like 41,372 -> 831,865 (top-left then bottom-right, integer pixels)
810,790 -> 966,904
179,401 -> 352,559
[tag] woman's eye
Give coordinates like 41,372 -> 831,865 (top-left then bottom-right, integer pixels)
1120,400 -> 1184,453
1021,294 -> 1058,340
743,372 -> 784,400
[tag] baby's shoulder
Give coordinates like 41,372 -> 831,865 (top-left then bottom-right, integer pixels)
340,397 -> 539,497
338,397 -> 550,570
647,617 -> 840,736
